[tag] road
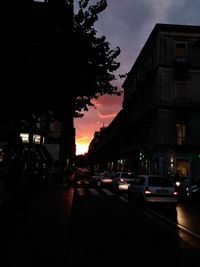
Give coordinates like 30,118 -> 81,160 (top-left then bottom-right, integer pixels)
1,183 -> 73,267
70,185 -> 200,266
1,181 -> 200,267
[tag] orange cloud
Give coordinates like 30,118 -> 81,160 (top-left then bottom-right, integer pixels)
76,136 -> 90,145
76,136 -> 89,141
97,110 -> 117,118
74,93 -> 123,155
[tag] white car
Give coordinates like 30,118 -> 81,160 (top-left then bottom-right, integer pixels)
128,175 -> 178,207
112,171 -> 136,192
91,171 -> 117,187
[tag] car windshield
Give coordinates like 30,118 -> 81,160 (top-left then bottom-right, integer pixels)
121,172 -> 135,178
101,171 -> 116,177
148,176 -> 173,187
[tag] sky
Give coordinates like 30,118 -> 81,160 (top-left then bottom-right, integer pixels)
74,0 -> 200,155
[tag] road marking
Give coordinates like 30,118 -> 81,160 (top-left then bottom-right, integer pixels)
119,195 -> 128,202
88,188 -> 101,196
76,188 -> 85,196
77,188 -> 115,197
102,189 -> 115,196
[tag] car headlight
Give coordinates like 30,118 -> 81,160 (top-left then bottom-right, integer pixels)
175,181 -> 181,187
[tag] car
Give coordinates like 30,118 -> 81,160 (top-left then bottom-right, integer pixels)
90,171 -> 117,187
128,174 -> 178,207
112,171 -> 136,192
74,168 -> 91,186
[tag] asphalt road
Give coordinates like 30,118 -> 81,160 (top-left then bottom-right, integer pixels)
69,186 -> 200,267
1,182 -> 200,267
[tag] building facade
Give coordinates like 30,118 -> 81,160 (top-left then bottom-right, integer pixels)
88,23 -> 200,179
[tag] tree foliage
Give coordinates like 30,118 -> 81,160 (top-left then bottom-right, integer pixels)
0,0 -> 122,125
0,0 -> 72,123
73,0 -> 122,117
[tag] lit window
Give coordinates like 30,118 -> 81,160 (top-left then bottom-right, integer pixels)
176,124 -> 186,145
20,133 -> 29,143
33,134 -> 41,144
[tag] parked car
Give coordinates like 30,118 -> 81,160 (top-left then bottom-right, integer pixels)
90,171 -> 117,187
74,168 -> 91,186
128,175 -> 178,207
112,171 -> 136,192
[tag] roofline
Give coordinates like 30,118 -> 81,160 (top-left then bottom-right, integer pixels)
122,23 -> 200,89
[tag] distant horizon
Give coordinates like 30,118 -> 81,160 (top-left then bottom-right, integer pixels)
76,143 -> 89,156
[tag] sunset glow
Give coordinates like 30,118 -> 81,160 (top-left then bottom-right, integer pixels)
76,143 -> 90,155
75,136 -> 91,155
74,94 -> 123,156
74,0 -> 200,157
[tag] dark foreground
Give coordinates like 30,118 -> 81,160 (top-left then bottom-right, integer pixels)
1,182 -> 200,267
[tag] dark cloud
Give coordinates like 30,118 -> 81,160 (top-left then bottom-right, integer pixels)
95,0 -> 200,74
165,0 -> 200,25
95,0 -> 155,73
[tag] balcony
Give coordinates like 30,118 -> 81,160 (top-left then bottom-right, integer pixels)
174,97 -> 193,106
173,56 -> 190,69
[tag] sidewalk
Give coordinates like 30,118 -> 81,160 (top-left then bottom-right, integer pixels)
2,181 -> 74,267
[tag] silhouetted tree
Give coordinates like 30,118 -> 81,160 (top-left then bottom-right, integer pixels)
0,0 -> 124,171
73,0 -> 122,117
0,0 -> 72,123
0,0 -> 122,123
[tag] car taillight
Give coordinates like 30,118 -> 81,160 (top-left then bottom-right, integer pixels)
144,187 -> 151,195
120,178 -> 124,183
173,191 -> 178,196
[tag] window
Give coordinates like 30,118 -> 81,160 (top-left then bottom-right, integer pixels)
121,172 -> 135,179
148,177 -> 173,187
135,177 -> 145,185
176,160 -> 189,176
33,134 -> 41,144
175,42 -> 187,58
175,82 -> 188,98
176,123 -> 186,145
20,133 -> 29,143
